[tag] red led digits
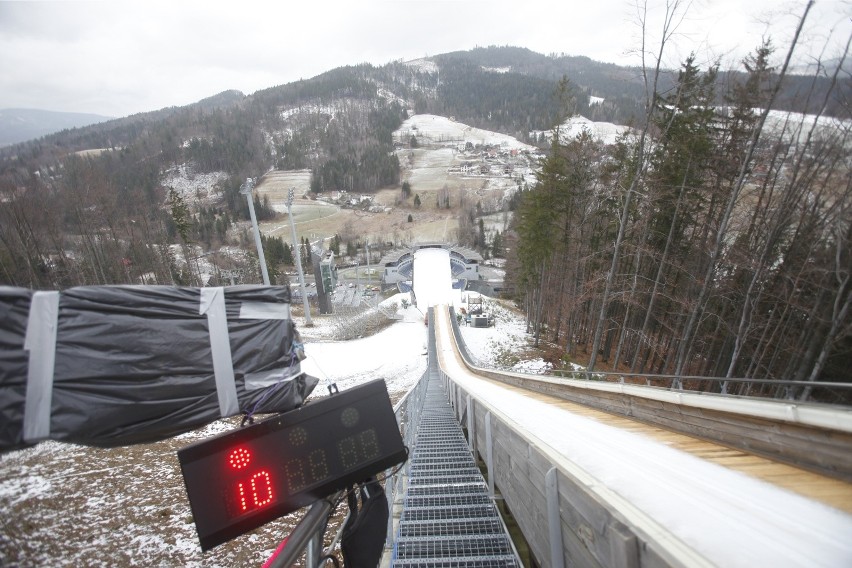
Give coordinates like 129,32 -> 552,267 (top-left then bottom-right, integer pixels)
238,471 -> 273,511
229,447 -> 274,513
238,479 -> 248,511
229,447 -> 251,470
251,470 -> 273,507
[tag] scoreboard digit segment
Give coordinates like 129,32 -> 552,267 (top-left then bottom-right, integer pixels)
177,379 -> 407,551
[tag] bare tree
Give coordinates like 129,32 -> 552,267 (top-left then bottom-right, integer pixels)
673,0 -> 815,379
588,0 -> 689,372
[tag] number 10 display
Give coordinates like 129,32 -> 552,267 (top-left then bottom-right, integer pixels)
178,379 -> 407,551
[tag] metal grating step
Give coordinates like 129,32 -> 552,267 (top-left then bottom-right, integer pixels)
392,557 -> 520,567
414,442 -> 468,449
412,438 -> 467,445
397,518 -> 505,538
411,449 -> 472,458
415,432 -> 467,439
404,493 -> 493,509
395,535 -> 516,559
410,464 -> 480,475
392,369 -> 521,568
414,433 -> 467,440
406,483 -> 487,497
408,474 -> 484,486
415,430 -> 467,439
399,504 -> 498,523
410,454 -> 476,463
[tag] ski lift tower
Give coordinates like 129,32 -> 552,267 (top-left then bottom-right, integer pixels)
286,188 -> 313,325
240,178 -> 270,286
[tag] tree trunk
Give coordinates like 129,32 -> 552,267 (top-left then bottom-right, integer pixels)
674,0 -> 813,377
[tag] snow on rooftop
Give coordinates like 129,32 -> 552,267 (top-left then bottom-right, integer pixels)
589,95 -> 605,105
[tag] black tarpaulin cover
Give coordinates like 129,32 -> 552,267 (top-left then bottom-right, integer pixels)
0,285 -> 317,452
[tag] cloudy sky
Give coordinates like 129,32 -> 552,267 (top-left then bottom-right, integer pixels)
0,0 -> 849,118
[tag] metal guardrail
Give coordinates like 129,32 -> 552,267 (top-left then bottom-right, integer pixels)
447,307 -> 852,404
268,305 -> 852,565
555,369 -> 852,400
438,305 -> 852,567
264,495 -> 339,568
262,372 -> 431,567
392,368 -> 521,566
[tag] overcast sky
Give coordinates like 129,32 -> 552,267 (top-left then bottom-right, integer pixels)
0,0 -> 849,118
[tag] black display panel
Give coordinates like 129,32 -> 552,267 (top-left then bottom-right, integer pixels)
177,379 -> 406,551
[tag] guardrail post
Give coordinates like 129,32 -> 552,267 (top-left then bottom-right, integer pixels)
485,411 -> 494,498
466,395 -> 475,454
305,532 -> 320,567
545,467 -> 565,568
609,523 -> 639,568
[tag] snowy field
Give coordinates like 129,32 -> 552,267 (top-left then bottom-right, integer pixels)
0,287 -> 541,567
530,114 -> 631,146
395,114 -> 536,152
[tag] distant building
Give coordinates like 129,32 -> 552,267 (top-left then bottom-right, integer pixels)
319,250 -> 338,293
380,243 -> 482,291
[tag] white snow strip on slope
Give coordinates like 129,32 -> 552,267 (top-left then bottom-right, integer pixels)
412,247 -> 454,310
435,309 -> 852,568
299,305 -> 428,398
396,114 -> 537,152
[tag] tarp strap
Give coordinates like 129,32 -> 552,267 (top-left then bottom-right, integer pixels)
23,291 -> 60,442
200,288 -> 239,417
239,301 -> 290,320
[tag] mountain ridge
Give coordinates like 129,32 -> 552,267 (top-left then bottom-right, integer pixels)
2,45 -> 847,152
0,108 -> 114,147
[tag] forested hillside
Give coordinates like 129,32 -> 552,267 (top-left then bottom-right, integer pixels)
508,41 -> 851,397
0,41 -> 849,390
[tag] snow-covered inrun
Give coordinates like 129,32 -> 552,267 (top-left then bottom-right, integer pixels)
412,247 -> 454,310
434,310 -> 852,568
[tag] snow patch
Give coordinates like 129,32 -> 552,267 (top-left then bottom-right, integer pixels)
404,58 -> 438,74
530,114 -> 629,146
162,164 -> 227,207
396,114 -> 536,152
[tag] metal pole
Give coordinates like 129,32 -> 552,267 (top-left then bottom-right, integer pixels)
366,243 -> 378,314
240,178 -> 270,286
286,188 -> 313,325
264,497 -> 335,568
545,467 -> 565,568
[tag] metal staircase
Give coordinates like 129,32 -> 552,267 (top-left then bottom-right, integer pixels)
392,347 -> 521,567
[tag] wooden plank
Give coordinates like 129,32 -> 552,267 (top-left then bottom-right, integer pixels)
474,368 -> 852,482
458,373 -> 852,514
